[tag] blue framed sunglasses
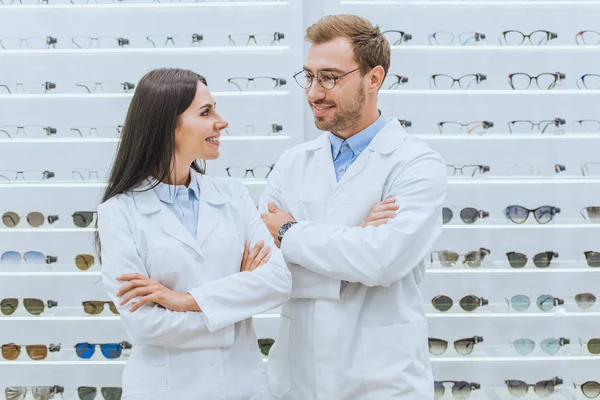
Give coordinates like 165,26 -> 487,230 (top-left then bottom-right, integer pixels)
75,341 -> 131,359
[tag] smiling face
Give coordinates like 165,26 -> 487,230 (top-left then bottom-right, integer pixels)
174,81 -> 228,162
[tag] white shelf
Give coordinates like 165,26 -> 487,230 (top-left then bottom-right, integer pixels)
431,356 -> 600,362
0,1 -> 289,9
426,268 -> 600,274
0,316 -> 119,321
0,46 -> 289,55
427,312 -> 600,318
0,271 -> 101,276
0,228 -> 96,233
0,136 -> 290,144
391,45 -> 600,52
0,180 -> 267,188
442,224 -> 600,229
0,361 -> 126,365
379,90 -> 600,95
447,178 -> 600,185
0,91 -> 289,100
415,134 -> 600,140
342,0 -> 600,5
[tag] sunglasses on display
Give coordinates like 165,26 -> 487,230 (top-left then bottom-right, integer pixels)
581,206 -> 600,222
74,342 -> 131,359
228,32 -> 284,46
507,118 -> 565,134
0,170 -> 54,182
508,72 -> 566,90
512,337 -> 570,356
75,254 -> 96,271
442,208 -> 489,224
576,30 -> 600,46
383,74 -> 409,90
581,338 -> 600,355
428,336 -> 484,356
2,211 -> 58,228
573,292 -> 597,310
5,385 -> 64,400
75,81 -> 135,94
147,33 -> 203,48
431,295 -> 488,312
1,251 -> 57,267
71,37 -> 129,49
504,205 -> 560,224
507,294 -> 564,312
0,125 -> 56,139
575,381 -> 600,398
382,30 -> 412,45
72,211 -> 97,228
583,251 -> 600,267
434,381 -> 480,400
430,248 -> 490,268
437,121 -> 493,135
72,168 -> 110,182
223,124 -> 283,137
505,377 -> 563,398
82,301 -> 119,315
500,30 -> 557,46
226,165 -> 274,179
70,125 -> 123,138
430,73 -> 486,89
0,81 -> 55,94
397,119 -> 412,129
77,386 -> 123,400
1,342 -> 60,360
258,338 -> 274,356
0,298 -> 57,316
505,251 -> 559,269
446,164 -> 490,178
428,31 -> 485,46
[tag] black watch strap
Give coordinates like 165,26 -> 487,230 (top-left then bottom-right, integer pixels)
277,221 -> 297,243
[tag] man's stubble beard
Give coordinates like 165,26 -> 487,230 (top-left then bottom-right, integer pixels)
313,84 -> 366,133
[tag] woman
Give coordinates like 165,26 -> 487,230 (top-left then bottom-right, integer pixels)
96,68 -> 291,400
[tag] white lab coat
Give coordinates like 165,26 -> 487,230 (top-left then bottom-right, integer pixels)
98,173 -> 292,400
259,119 -> 447,400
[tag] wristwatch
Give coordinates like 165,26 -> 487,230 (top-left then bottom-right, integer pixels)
277,221 -> 297,244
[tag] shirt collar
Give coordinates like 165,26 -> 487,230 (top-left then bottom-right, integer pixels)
328,112 -> 387,159
152,169 -> 200,204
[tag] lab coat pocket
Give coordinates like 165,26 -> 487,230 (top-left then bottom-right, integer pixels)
122,345 -> 169,396
267,316 -> 292,398
360,322 -> 429,399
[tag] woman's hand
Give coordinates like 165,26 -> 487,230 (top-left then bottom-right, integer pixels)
116,273 -> 200,312
241,240 -> 271,272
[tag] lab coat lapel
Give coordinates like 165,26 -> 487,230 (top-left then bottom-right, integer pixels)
310,133 -> 337,192
195,174 -> 225,249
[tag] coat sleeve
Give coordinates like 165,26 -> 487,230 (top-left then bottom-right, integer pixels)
98,199 -> 227,349
188,182 -> 292,332
280,152 -> 447,288
259,158 -> 343,300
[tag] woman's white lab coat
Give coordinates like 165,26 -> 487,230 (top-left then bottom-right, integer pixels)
97,173 -> 291,400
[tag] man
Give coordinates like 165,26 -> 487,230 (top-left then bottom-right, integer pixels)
260,14 -> 447,400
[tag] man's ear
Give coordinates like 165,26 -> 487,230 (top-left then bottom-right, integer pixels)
369,65 -> 386,92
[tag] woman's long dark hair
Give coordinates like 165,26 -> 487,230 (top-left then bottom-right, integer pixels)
94,68 -> 208,260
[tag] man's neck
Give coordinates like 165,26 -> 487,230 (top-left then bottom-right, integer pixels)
332,107 -> 380,140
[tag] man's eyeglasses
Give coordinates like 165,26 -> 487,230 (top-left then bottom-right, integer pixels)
508,118 -> 566,134
293,68 -> 360,90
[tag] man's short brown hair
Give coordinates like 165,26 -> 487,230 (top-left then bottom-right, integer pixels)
305,14 -> 391,78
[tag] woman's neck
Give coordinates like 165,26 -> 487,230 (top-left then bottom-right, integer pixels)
169,160 -> 192,187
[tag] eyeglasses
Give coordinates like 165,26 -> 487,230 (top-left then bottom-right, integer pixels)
382,74 -> 408,90
428,31 -> 485,46
507,294 -> 564,312
0,298 -> 56,316
574,292 -> 597,310
442,207 -> 489,224
1,251 -> 57,267
434,381 -> 480,400
228,77 -> 286,91
228,32 -> 284,46
584,251 -> 600,268
74,341 -> 131,359
382,30 -> 412,45
0,125 -> 57,139
69,0 -> 118,3
397,119 -> 412,129
226,165 -> 274,179
75,81 -> 135,94
0,36 -> 57,49
70,125 -> 123,138
2,211 -> 58,228
72,211 -> 97,228
77,387 -> 122,400
512,337 -> 569,356
5,385 -> 64,400
430,73 -> 486,89
428,336 -> 484,356
0,81 -> 56,94
223,124 -> 282,136
294,68 -> 360,90
506,251 -> 559,269
446,164 -> 490,178
575,381 -> 600,398
72,168 -> 110,182
258,338 -> 274,356
508,118 -> 565,134
1,0 -> 48,4
438,121 -> 493,135
503,163 -> 565,177
0,170 -> 55,182
573,120 -> 600,133
500,30 -> 557,46
582,338 -> 600,355
582,162 -> 600,177
72,37 -> 129,49
577,74 -> 600,90
581,206 -> 600,222
576,30 -> 600,45
147,33 -> 203,48
509,72 -> 565,90
75,254 -> 96,271
504,205 -> 560,224
505,377 -> 562,397
82,301 -> 119,315
431,295 -> 488,312
431,248 -> 491,268
1,342 -> 60,360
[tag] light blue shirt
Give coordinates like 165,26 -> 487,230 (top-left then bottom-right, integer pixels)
328,113 -> 389,181
152,171 -> 200,239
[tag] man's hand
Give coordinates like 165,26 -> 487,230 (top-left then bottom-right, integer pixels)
260,202 -> 296,248
116,273 -> 200,312
241,240 -> 271,272
361,198 -> 400,228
